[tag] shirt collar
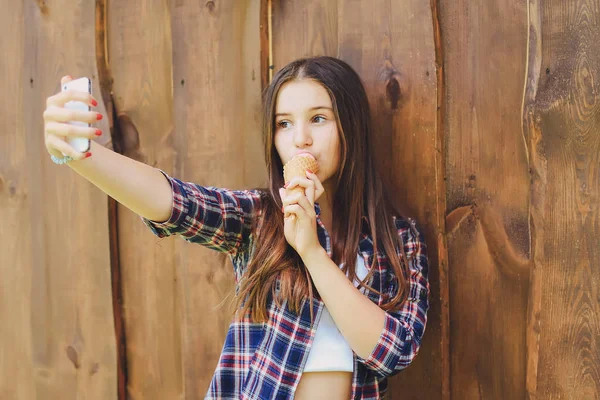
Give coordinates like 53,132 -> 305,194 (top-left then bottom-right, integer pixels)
314,202 -> 321,216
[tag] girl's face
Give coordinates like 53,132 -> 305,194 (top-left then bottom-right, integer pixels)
274,79 -> 341,188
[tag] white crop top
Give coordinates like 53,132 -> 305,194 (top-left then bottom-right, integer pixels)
303,254 -> 369,373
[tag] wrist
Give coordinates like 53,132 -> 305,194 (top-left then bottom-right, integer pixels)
300,246 -> 328,270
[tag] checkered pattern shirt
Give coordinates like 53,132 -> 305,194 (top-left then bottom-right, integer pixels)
141,170 -> 430,399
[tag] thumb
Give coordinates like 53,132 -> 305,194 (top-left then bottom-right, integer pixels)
61,75 -> 73,85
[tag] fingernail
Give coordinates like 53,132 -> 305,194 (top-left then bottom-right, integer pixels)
66,75 -> 73,80
281,206 -> 284,213
284,183 -> 289,188
306,169 -> 314,174
95,129 -> 102,136
91,99 -> 98,107
96,113 -> 103,120
85,152 -> 92,158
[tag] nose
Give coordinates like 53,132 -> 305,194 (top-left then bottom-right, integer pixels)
293,122 -> 312,147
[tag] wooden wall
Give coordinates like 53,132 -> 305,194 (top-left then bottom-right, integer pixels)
441,0 -> 532,397
0,1 -> 116,399
0,0 -> 598,399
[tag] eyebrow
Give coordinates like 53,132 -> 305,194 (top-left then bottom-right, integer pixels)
275,106 -> 333,117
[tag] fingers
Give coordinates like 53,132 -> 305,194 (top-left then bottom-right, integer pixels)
45,121 -> 102,139
46,90 -> 98,109
44,75 -> 100,161
279,188 -> 315,220
283,204 -> 305,221
305,170 -> 325,202
61,75 -> 73,85
284,177 -> 315,205
284,171 -> 325,205
44,106 -> 102,125
45,135 -> 91,161
48,75 -> 98,108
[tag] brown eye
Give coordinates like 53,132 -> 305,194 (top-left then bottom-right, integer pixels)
277,120 -> 291,129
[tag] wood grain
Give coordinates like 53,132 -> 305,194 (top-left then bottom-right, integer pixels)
0,1 -> 116,399
107,1 -> 182,398
168,0 -> 265,397
271,0 -> 338,68
525,0 -> 600,398
0,2 -> 34,399
440,0 -> 532,398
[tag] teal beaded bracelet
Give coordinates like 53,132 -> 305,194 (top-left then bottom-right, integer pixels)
51,154 -> 75,165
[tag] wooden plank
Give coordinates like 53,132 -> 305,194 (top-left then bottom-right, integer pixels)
260,0 -> 271,90
440,0 -> 532,398
167,1 -> 265,397
525,0 -> 600,398
0,2 -> 34,399
95,2 -> 128,398
523,2 -> 544,397
271,1 -> 444,398
336,1 -> 443,398
0,1 -> 117,398
271,0 -> 338,68
106,1 -> 182,398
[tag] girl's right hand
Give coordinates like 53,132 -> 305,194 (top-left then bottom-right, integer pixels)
43,75 -> 103,161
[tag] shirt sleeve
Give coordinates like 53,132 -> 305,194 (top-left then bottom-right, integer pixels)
356,217 -> 430,378
140,169 -> 262,257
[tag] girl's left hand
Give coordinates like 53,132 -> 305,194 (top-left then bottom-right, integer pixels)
278,170 -> 326,259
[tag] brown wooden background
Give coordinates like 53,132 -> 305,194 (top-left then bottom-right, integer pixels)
1,0 -> 598,399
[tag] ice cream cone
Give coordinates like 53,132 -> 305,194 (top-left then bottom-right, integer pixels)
282,154 -> 319,219
283,154 -> 319,196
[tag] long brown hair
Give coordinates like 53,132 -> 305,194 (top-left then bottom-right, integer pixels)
233,56 -> 413,323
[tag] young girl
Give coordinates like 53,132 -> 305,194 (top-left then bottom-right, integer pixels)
44,56 -> 430,400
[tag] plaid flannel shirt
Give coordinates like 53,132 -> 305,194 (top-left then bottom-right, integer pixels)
141,170 -> 430,400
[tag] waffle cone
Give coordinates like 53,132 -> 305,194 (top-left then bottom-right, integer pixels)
283,154 -> 319,196
283,154 -> 319,183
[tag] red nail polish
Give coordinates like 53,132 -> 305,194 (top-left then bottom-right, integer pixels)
85,152 -> 92,158
282,206 -> 285,212
91,99 -> 98,107
95,129 -> 102,136
284,183 -> 289,188
96,113 -> 103,120
306,169 -> 313,174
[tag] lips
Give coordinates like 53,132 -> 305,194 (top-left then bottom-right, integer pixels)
295,152 -> 316,160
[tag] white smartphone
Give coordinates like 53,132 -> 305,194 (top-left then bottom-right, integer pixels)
61,77 -> 92,153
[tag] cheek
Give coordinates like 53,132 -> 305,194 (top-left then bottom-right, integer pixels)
325,128 -> 341,159
273,134 -> 284,154
326,131 -> 342,173
274,135 -> 291,165
274,129 -> 291,144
